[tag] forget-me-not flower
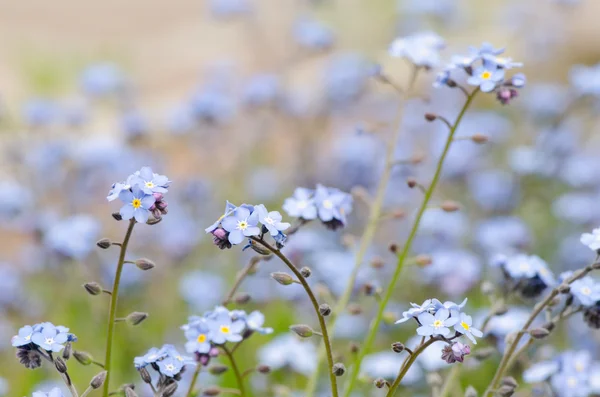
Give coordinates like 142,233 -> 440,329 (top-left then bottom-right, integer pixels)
313,184 -> 352,227
129,166 -> 170,195
157,356 -> 184,377
467,62 -> 505,92
32,388 -> 64,397
416,308 -> 457,337
283,188 -> 317,220
395,299 -> 437,324
388,31 -> 445,68
207,311 -> 245,344
581,228 -> 600,252
31,324 -> 70,352
12,326 -> 34,347
255,204 -> 290,236
118,185 -> 156,223
453,312 -> 483,344
221,206 -> 260,245
570,277 -> 600,307
183,318 -> 213,354
245,311 -> 274,335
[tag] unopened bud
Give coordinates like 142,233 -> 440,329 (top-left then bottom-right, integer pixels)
415,254 -> 432,267
349,342 -> 359,354
73,351 -> 93,365
126,312 -> 149,326
496,385 -> 515,397
447,79 -> 457,88
391,342 -> 405,353
382,311 -> 397,325
203,387 -> 221,396
471,134 -> 488,144
362,282 -> 376,296
592,261 -> 600,270
348,303 -> 362,315
374,378 -> 386,388
249,241 -> 271,255
234,293 -> 251,304
91,371 -> 108,389
501,376 -> 518,389
493,304 -> 508,316
55,357 -> 67,373
257,364 -> 271,374
319,304 -> 332,316
112,212 -> 122,221
96,238 -> 112,249
290,324 -> 314,338
407,177 -> 418,188
473,347 -> 496,361
162,382 -> 178,397
464,385 -> 478,397
63,342 -> 72,360
332,363 -> 346,376
209,364 -> 229,375
543,322 -> 556,332
529,328 -> 551,339
139,367 -> 152,383
124,386 -> 138,397
135,258 -> 155,271
425,113 -> 437,122
370,257 -> 385,269
441,201 -> 460,212
300,267 -> 312,278
84,282 -> 103,296
389,244 -> 398,254
271,272 -> 295,286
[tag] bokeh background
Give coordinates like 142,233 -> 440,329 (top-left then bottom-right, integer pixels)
2,0 -> 600,395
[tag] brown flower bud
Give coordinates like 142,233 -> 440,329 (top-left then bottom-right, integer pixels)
96,238 -> 112,249
83,282 -> 103,296
90,371 -> 107,389
332,363 -> 346,376
126,312 -> 149,326
319,304 -> 332,316
135,258 -> 155,271
300,267 -> 312,278
290,324 -> 314,338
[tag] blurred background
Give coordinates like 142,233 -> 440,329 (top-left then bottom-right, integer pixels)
2,0 -> 600,395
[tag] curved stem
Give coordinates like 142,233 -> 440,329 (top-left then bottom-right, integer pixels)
386,337 -> 440,396
251,237 -> 339,397
185,365 -> 202,397
223,345 -> 246,397
102,219 -> 136,397
344,89 -> 479,397
305,64 -> 420,397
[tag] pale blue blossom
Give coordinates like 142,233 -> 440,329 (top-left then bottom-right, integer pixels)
416,308 -> 456,337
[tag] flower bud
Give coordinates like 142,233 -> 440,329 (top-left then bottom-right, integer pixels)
501,376 -> 518,389
391,342 -> 405,353
290,324 -> 314,338
163,382 -> 178,397
370,257 -> 385,269
464,386 -> 478,397
209,364 -> 229,375
407,177 -> 418,188
558,284 -> 571,294
271,272 -> 295,285
389,244 -> 399,253
112,212 -> 123,221
84,282 -> 103,296
349,342 -> 359,354
374,378 -> 386,388
471,134 -> 488,144
126,312 -> 149,326
203,387 -> 221,396
135,258 -> 155,271
63,342 -> 72,360
332,363 -> 346,376
73,350 -> 93,365
90,371 -> 108,389
441,201 -> 460,212
96,238 -> 112,249
529,328 -> 551,339
55,357 -> 67,373
495,385 -> 515,397
493,304 -> 508,316
319,303 -> 332,316
425,113 -> 437,122
139,367 -> 152,383
592,261 -> 600,270
300,267 -> 312,278
234,293 -> 251,304
257,364 -> 271,374
124,387 -> 138,397
211,228 -> 231,250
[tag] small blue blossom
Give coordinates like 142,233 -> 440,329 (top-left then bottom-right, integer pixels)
245,311 -> 273,335
11,325 -> 34,347
395,299 -> 437,324
207,310 -> 245,344
467,62 -> 505,92
134,347 -> 167,368
221,206 -> 261,245
313,184 -> 353,228
44,215 -> 100,260
453,312 -> 483,344
30,324 -> 71,352
182,318 -> 212,354
157,356 -> 184,377
388,31 -> 445,68
210,0 -> 251,17
129,166 -> 171,195
293,17 -> 334,50
79,63 -> 124,96
242,74 -> 280,106
205,201 -> 238,233
580,228 -> 600,252
255,204 -> 290,236
32,388 -> 64,397
570,277 -> 600,307
416,308 -> 457,337
118,185 -> 156,223
257,334 -> 317,375
283,188 -> 317,220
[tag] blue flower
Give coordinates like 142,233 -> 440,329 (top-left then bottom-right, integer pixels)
416,308 -> 457,337
207,310 -> 245,344
134,347 -> 167,368
31,324 -> 71,352
255,204 -> 290,236
32,388 -> 64,397
453,312 -> 483,344
221,206 -> 261,245
11,325 -> 34,347
210,0 -> 251,17
182,318 -> 213,354
283,188 -> 317,220
580,228 -> 600,252
570,277 -> 600,307
293,17 -> 334,50
242,74 -> 280,106
257,334 -> 317,375
129,166 -> 170,195
205,201 -> 238,233
471,42 -> 505,60
118,186 -> 156,223
395,299 -> 437,324
313,184 -> 353,227
245,311 -> 273,335
157,356 -> 184,377
44,215 -> 100,260
431,298 -> 468,313
79,63 -> 124,96
388,31 -> 445,68
160,345 -> 194,371
467,62 -> 505,92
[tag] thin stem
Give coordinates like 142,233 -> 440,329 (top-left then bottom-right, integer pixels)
344,89 -> 480,397
185,364 -> 202,397
223,256 -> 266,305
92,361 -> 105,369
386,337 -> 440,396
305,65 -> 420,397
484,258 -> 599,396
80,387 -> 93,397
102,219 -> 136,397
438,365 -> 460,397
251,237 -> 338,397
223,345 -> 246,397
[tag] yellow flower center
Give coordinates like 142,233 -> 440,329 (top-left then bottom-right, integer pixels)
567,376 -> 577,387
575,362 -> 584,372
175,355 -> 183,362
132,198 -> 142,209
197,334 -> 207,343
220,325 -> 231,334
433,320 -> 443,328
461,321 -> 470,331
481,71 -> 492,80
145,181 -> 155,188
237,220 -> 248,230
323,200 -> 333,209
581,287 -> 591,295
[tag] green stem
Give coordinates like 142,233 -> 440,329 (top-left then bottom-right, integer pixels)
386,338 -> 440,396
102,219 -> 136,397
185,364 -> 202,397
223,345 -> 246,397
438,365 -> 461,397
251,237 -> 339,397
344,89 -> 479,397
305,65 -> 419,397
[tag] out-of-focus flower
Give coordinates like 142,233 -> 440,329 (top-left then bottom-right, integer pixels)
209,0 -> 251,17
324,54 -> 370,107
242,74 -> 280,107
362,351 -> 422,384
120,110 -> 148,139
179,271 -> 224,312
32,388 -> 64,397
313,184 -> 353,229
79,63 -> 124,96
424,250 -> 482,296
570,277 -> 600,307
255,204 -> 290,236
293,17 -> 334,50
23,99 -> 57,126
498,254 -> 556,298
388,31 -> 445,68
525,351 -> 593,397
581,228 -> 600,252
283,188 -> 317,220
258,334 -> 317,375
570,63 -> 600,97
44,215 -> 100,260
467,170 -> 519,212
245,311 -> 274,335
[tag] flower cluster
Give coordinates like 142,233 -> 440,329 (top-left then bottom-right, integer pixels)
12,322 -> 77,370
206,202 -> 290,249
32,389 -> 64,397
182,306 -> 272,365
495,254 -> 556,298
283,184 -> 353,230
134,344 -> 194,376
559,271 -> 600,329
107,166 -> 171,223
388,31 -> 446,69
434,42 -> 525,105
395,298 -> 481,364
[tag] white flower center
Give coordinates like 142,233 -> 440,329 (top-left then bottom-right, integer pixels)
323,200 -> 333,209
567,376 -> 578,388
166,364 -> 175,371
145,181 -> 155,188
581,287 -> 592,295
237,220 -> 248,230
264,216 -> 275,225
45,337 -> 55,345
297,201 -> 307,209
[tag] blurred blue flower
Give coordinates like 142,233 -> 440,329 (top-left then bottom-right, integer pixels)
293,17 -> 334,50
166,104 -> 196,134
283,188 -> 317,220
79,63 -> 124,96
553,192 -> 600,225
388,31 -> 445,68
210,0 -> 251,17
581,228 -> 600,252
242,74 -> 280,107
189,88 -> 235,125
44,215 -> 100,259
475,216 -> 531,255
23,99 -> 57,126
362,351 -> 422,383
118,186 -> 156,223
324,54 -> 370,107
425,250 -> 481,296
245,311 -> 273,335
559,155 -> 600,188
221,206 -> 261,244
467,62 -> 505,92
416,308 -> 456,337
120,110 -> 148,139
558,234 -> 596,270
501,254 -> 555,286
258,334 -> 316,375
467,170 -> 519,212
570,63 -> 600,97
525,350 -> 594,397
521,83 -> 571,118
255,204 -> 290,236
313,184 -> 353,228
570,277 -> 600,307
179,271 -> 224,311
32,388 -> 64,397
0,265 -> 22,307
